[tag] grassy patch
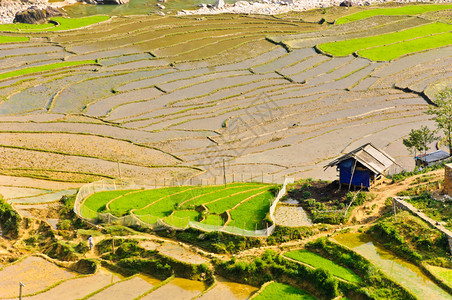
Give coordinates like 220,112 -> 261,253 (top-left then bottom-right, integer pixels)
0,36 -> 29,43
0,16 -> 110,32
426,265 -> 452,289
403,194 -> 451,231
0,60 -> 98,81
47,16 -> 110,31
284,250 -> 361,283
229,190 -> 275,230
83,190 -> 132,214
109,186 -> 191,216
318,22 -> 452,56
201,214 -> 224,226
255,282 -> 316,300
357,31 -> 452,61
336,4 -> 452,24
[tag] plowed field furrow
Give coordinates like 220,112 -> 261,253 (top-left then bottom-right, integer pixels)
0,122 -> 213,144
0,45 -> 63,57
64,47 -> 143,61
115,68 -> 208,92
100,53 -> 154,66
0,132 -> 180,166
51,70 -> 164,114
88,275 -> 160,300
109,73 -> 278,123
290,56 -> 356,84
0,256 -> 76,298
158,70 -> 248,92
409,73 -> 452,93
371,46 -> 452,78
286,17 -> 432,49
170,79 -> 290,107
23,268 -> 122,300
0,52 -> 67,71
170,36 -> 263,62
252,47 -> 318,74
141,278 -> 205,300
86,87 -> 164,117
279,54 -> 328,77
270,15 -> 411,43
0,147 -> 195,181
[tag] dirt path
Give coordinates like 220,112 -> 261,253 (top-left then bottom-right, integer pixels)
349,169 -> 443,224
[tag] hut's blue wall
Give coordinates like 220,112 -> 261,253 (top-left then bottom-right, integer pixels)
338,159 -> 370,188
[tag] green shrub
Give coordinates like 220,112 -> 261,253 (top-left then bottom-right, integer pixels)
0,198 -> 21,238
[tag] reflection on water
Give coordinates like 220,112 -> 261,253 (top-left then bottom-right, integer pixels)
333,233 -> 452,300
64,0 -> 235,18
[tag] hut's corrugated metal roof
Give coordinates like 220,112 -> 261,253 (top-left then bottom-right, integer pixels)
416,150 -> 450,163
325,143 -> 396,175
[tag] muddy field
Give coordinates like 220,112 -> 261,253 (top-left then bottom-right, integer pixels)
0,11 -> 449,185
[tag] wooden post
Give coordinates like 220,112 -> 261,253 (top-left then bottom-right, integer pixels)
19,282 -> 25,300
348,159 -> 358,192
392,198 -> 397,222
223,159 -> 227,187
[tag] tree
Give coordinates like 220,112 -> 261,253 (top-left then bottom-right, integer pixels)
403,126 -> 437,157
426,88 -> 452,155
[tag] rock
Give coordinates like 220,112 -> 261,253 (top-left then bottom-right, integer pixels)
213,0 -> 224,9
14,6 -> 47,24
156,3 -> 165,9
340,0 -> 353,7
84,0 -> 130,5
156,11 -> 165,16
198,3 -> 206,7
45,6 -> 64,18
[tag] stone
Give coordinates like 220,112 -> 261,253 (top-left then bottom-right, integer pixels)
213,0 -> 224,9
340,0 -> 353,6
45,6 -> 64,18
14,6 -> 47,24
84,0 -> 130,5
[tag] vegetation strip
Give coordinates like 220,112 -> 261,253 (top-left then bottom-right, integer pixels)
0,61 -> 98,81
357,32 -> 452,61
0,16 -> 110,32
283,249 -> 361,283
335,4 -> 452,24
318,22 -> 452,57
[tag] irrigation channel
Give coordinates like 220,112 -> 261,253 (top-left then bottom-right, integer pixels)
333,233 -> 452,300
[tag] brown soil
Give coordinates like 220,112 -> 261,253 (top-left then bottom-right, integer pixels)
349,169 -> 443,224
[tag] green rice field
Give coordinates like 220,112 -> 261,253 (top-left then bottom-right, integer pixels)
0,36 -> 29,43
0,60 -> 98,81
255,282 -> 316,300
335,4 -> 452,24
0,15 -> 110,32
81,183 -> 277,229
284,250 -> 361,283
357,32 -> 452,61
318,22 -> 452,57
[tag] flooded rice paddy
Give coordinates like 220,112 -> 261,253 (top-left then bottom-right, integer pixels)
333,233 -> 452,300
0,13 -> 447,182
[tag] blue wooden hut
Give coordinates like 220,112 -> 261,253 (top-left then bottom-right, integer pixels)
325,143 -> 396,189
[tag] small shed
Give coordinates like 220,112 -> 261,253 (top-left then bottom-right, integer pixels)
325,143 -> 396,189
415,150 -> 450,167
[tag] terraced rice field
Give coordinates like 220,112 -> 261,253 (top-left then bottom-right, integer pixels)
0,254 -> 260,300
284,249 -> 361,283
254,282 -> 315,300
81,182 -> 276,229
0,5 -> 449,186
